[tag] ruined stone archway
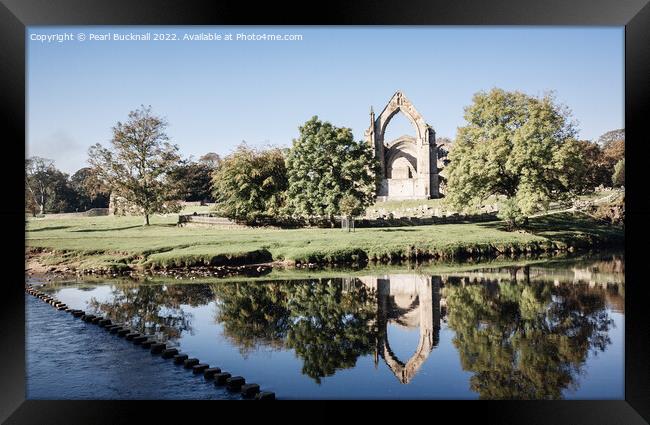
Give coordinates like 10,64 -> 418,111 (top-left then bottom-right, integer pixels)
365,91 -> 440,200
360,274 -> 441,384
386,137 -> 418,180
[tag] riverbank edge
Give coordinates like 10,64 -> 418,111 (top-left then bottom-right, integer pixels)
26,226 -> 624,281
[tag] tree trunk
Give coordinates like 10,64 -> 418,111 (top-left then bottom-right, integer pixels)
144,214 -> 150,226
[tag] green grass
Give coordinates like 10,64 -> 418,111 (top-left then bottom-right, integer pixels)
369,198 -> 446,211
367,195 -> 502,214
179,204 -> 215,215
26,210 -> 623,272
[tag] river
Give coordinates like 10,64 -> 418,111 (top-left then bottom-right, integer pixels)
26,251 -> 624,400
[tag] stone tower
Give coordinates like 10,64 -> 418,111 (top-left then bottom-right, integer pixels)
365,91 -> 439,201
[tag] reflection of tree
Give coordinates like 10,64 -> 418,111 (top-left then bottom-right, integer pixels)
285,280 -> 377,383
88,284 -> 213,341
443,280 -> 613,399
212,279 -> 378,383
213,282 -> 291,352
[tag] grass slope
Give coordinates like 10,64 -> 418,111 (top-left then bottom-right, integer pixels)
26,211 -> 623,272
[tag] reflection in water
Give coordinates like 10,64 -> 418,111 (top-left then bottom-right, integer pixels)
212,279 -> 377,383
360,275 -> 440,384
88,284 -> 214,342
78,253 -> 624,399
443,276 -> 615,399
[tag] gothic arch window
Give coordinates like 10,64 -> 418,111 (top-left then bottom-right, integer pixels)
382,109 -> 418,145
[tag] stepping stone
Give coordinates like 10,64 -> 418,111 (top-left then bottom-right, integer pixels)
241,384 -> 260,398
91,317 -> 103,324
117,329 -> 130,337
161,348 -> 179,359
125,333 -> 140,341
255,391 -> 275,400
183,358 -> 199,369
173,354 -> 188,364
109,326 -> 123,334
98,319 -> 112,327
203,367 -> 221,379
141,340 -> 156,348
214,373 -> 231,386
226,376 -> 245,391
132,336 -> 147,345
192,364 -> 209,374
150,343 -> 166,354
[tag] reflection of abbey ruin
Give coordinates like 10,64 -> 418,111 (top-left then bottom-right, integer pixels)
356,262 -> 625,385
366,91 -> 440,200
359,274 -> 442,384
209,254 -> 623,393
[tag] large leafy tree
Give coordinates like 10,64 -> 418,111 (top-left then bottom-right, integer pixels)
88,105 -> 182,225
45,169 -> 79,213
25,157 -> 78,214
70,167 -> 110,210
211,143 -> 288,225
286,116 -> 379,223
25,156 -> 56,215
571,140 -> 612,191
168,159 -> 215,203
445,89 -> 583,227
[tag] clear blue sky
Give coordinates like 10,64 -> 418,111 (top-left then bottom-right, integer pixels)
27,26 -> 624,174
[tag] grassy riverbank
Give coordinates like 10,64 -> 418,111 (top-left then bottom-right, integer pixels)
25,211 -> 623,274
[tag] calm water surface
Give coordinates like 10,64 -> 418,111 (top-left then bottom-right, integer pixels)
27,252 -> 624,400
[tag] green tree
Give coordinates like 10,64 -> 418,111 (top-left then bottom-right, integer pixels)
612,158 -> 624,187
88,105 -> 182,225
168,160 -> 215,203
570,140 -> 612,191
445,89 -> 583,228
211,143 -> 287,225
70,167 -> 110,211
45,169 -> 78,213
25,156 -> 56,215
286,116 -> 379,224
25,157 -> 80,214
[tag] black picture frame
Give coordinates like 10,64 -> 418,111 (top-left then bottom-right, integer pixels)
2,0 -> 649,423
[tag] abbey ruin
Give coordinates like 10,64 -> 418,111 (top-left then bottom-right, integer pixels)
365,91 -> 441,201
